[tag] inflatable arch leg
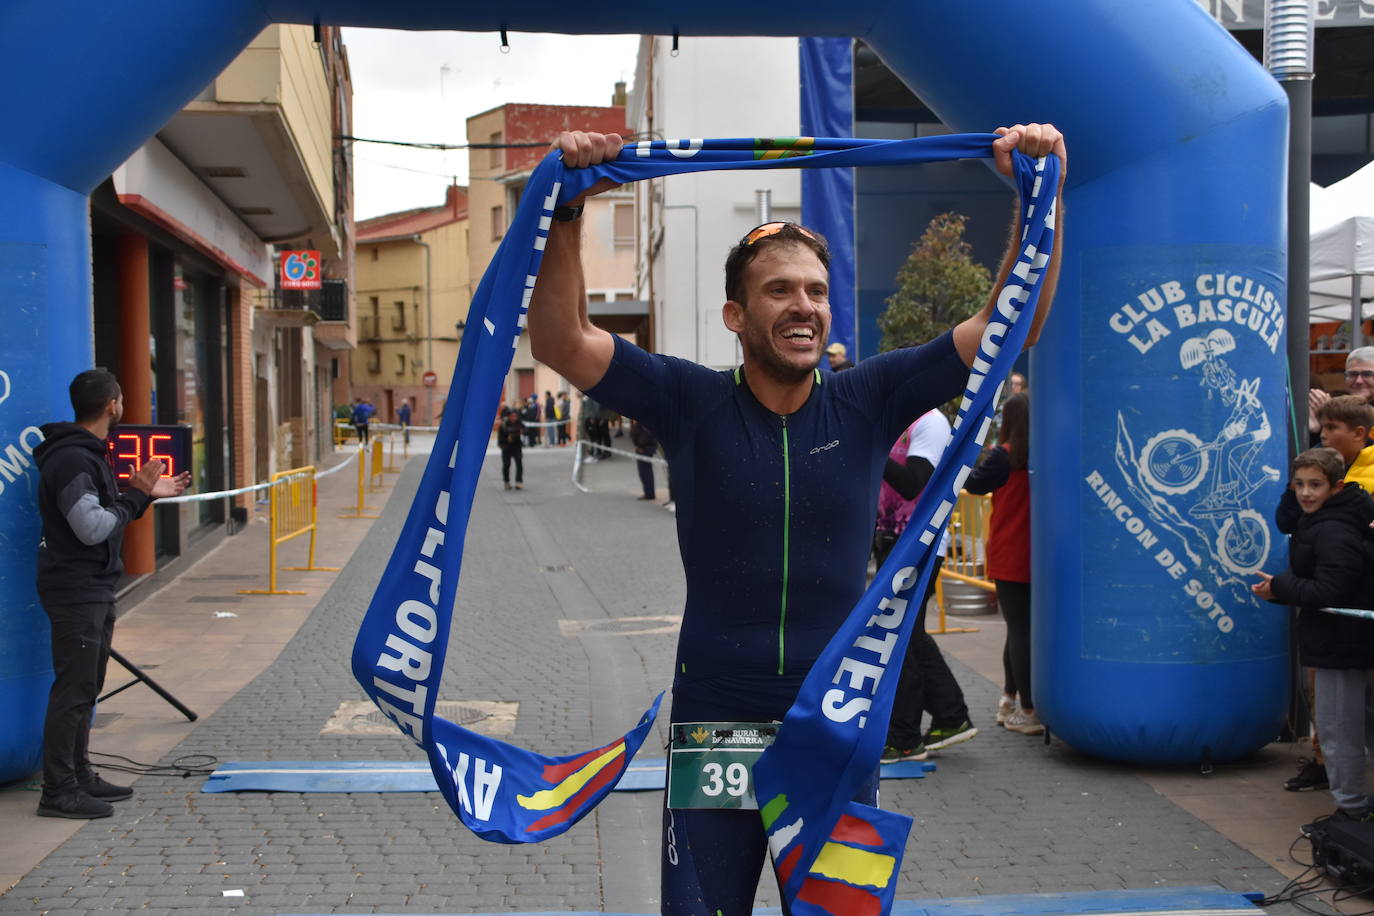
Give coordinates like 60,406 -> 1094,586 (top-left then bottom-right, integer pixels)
0,0 -> 1287,781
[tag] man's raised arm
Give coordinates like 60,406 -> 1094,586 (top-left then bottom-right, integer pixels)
952,123 -> 1067,368
528,131 -> 624,392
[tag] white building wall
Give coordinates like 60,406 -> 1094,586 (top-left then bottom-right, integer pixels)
630,36 -> 801,368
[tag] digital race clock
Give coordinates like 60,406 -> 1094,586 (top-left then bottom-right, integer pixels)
106,424 -> 192,485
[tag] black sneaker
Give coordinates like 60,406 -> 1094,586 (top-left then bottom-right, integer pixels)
1334,807 -> 1374,824
879,743 -> 929,764
1285,758 -> 1329,792
922,720 -> 979,751
79,773 -> 133,801
37,789 -> 114,819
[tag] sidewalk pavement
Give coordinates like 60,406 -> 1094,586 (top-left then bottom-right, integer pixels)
0,440 -> 1341,915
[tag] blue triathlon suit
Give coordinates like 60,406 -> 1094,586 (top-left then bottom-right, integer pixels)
587,330 -> 969,916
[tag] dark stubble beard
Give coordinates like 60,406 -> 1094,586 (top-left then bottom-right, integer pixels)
741,322 -> 819,386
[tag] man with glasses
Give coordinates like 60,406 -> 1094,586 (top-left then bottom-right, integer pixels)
529,126 -> 1066,914
1310,347 -> 1374,443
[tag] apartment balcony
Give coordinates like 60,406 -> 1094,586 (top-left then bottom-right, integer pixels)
156,24 -> 341,261
258,278 -> 349,329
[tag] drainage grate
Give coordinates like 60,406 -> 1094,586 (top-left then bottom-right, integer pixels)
433,702 -> 491,727
322,699 -> 518,737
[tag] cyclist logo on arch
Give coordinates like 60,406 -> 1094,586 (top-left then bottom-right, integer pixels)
1114,328 -> 1280,586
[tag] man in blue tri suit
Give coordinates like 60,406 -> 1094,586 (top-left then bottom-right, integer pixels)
530,126 -> 1066,915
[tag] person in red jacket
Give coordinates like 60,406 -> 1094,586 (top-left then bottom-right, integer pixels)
965,392 -> 1039,734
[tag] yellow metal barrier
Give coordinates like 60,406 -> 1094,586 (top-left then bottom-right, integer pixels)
369,435 -> 386,491
384,431 -> 402,472
339,445 -> 378,519
239,467 -> 339,595
931,490 -> 995,634
334,420 -> 357,448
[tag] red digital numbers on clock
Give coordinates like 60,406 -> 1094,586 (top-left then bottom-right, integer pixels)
107,432 -> 175,481
148,434 -> 175,476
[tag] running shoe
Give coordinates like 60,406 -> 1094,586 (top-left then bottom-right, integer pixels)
996,696 -> 1016,726
37,789 -> 113,820
880,743 -> 929,764
923,720 -> 979,750
1004,708 -> 1045,736
1284,758 -> 1329,792
78,773 -> 133,801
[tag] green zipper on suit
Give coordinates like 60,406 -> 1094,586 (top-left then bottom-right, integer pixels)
732,366 -> 822,678
778,414 -> 791,676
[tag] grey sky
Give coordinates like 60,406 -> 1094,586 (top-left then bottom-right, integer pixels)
342,29 -> 639,220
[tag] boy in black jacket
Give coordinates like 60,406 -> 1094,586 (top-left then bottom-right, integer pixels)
1253,447 -> 1374,822
33,370 -> 189,819
495,407 -> 524,490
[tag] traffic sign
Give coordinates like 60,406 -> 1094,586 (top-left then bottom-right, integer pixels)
422,370 -> 438,387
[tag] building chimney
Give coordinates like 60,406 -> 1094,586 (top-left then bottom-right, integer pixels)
612,80 -> 627,106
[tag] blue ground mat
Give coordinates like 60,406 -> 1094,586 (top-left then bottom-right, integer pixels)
278,885 -> 1263,915
203,757 -> 936,794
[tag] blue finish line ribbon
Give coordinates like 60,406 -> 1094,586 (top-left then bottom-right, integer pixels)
755,152 -> 1058,916
350,136 -> 1058,901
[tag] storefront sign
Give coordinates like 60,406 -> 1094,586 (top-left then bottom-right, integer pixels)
280,250 -> 322,290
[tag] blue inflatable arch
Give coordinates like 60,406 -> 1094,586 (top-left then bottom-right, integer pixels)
0,0 -> 1289,779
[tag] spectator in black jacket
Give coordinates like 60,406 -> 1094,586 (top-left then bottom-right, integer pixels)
496,408 -> 525,490
522,395 -> 542,447
33,370 -> 189,819
630,419 -> 658,501
1253,447 -> 1374,822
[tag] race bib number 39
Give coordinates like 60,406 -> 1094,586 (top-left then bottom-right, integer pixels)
666,721 -> 777,810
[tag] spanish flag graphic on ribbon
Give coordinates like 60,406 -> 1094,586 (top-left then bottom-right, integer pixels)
423,697 -> 662,844
351,134 -> 1055,900
764,795 -> 910,916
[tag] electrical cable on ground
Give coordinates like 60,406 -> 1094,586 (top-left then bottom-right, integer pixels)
88,751 -> 219,778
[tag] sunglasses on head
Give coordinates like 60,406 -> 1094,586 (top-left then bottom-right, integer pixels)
740,222 -> 818,247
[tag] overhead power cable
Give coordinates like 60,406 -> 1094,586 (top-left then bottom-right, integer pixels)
338,133 -> 650,152
338,135 -> 551,151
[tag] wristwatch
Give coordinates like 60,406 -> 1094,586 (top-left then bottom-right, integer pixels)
551,204 -> 584,222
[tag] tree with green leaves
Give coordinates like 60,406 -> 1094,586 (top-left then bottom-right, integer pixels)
878,212 -> 991,354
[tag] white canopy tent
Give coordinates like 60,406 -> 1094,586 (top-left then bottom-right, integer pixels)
1310,159 -> 1374,349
